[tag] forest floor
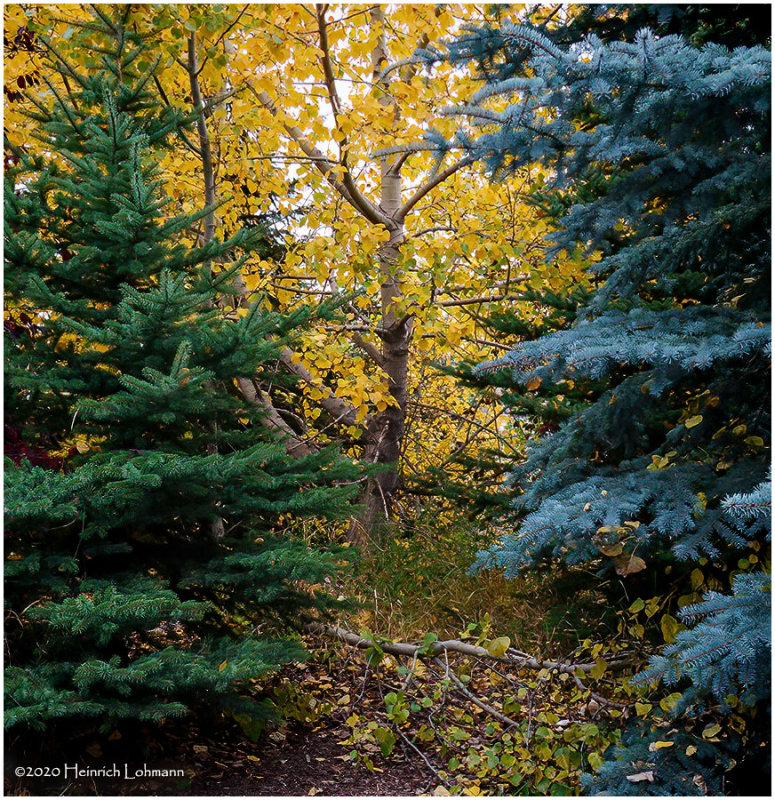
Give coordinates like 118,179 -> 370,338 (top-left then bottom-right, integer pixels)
4,637 -> 439,797
6,553 -> 631,798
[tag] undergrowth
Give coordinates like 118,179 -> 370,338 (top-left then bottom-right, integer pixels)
345,507 -> 618,654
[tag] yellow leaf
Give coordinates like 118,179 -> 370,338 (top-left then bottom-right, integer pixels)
685,415 -> 703,429
526,377 -> 542,391
244,273 -> 261,291
218,660 -> 228,672
635,701 -> 652,717
702,722 -> 721,740
649,740 -> 674,751
660,614 -> 681,644
485,636 -> 511,658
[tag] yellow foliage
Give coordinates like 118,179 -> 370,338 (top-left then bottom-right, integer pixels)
7,4 -> 591,488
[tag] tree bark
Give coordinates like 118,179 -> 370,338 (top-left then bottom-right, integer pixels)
350,7 -> 411,541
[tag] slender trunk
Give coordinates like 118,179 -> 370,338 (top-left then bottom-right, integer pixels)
351,8 -> 411,541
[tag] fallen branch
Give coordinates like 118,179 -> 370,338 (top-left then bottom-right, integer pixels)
391,706 -> 450,789
308,623 -> 635,675
430,657 -> 518,729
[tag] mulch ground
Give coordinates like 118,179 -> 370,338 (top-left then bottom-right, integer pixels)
183,718 -> 428,796
6,715 -> 429,797
5,643 -> 435,797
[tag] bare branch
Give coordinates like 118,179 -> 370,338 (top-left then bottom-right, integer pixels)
236,378 -> 316,457
247,84 -> 395,230
378,54 -> 430,81
436,293 -> 520,308
187,34 -> 216,251
397,156 -> 474,221
352,331 -> 387,370
310,624 -> 636,677
372,141 -> 450,159
408,401 -> 520,454
316,4 -> 342,124
153,75 -> 201,156
431,657 -> 518,728
386,149 -> 412,176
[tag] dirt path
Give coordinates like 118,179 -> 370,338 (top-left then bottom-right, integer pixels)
183,719 -> 429,796
6,715 -> 431,797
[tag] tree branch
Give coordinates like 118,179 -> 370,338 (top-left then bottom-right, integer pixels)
436,293 -> 520,308
236,378 -> 316,457
309,624 -> 635,676
277,347 -> 361,426
153,75 -> 201,156
431,656 -> 518,728
247,83 -> 395,229
316,4 -> 342,124
351,331 -> 387,370
397,156 -> 474,221
187,34 -> 216,252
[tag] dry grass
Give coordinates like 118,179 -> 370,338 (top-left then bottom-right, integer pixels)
338,512 -> 611,655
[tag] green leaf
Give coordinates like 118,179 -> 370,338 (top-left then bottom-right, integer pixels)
588,657 -> 607,679
374,726 -> 396,757
628,598 -> 646,614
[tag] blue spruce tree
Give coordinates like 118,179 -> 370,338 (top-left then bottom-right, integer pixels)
426,9 -> 770,794
5,11 -> 359,740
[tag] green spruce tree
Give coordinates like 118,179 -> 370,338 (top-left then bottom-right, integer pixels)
5,12 -> 359,734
